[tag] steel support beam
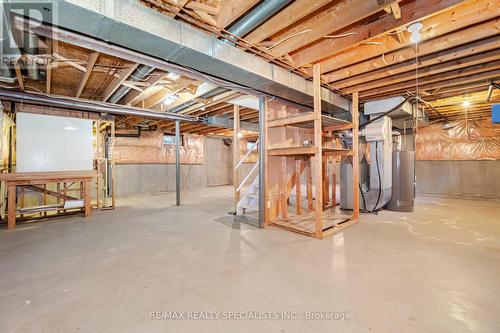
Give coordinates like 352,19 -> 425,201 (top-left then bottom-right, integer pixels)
258,96 -> 265,228
175,120 -> 181,206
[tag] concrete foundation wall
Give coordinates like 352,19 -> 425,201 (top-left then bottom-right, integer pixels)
115,137 -> 233,196
416,161 -> 500,198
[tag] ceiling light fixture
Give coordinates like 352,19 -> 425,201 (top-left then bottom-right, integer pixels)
166,72 -> 181,81
162,93 -> 179,105
407,22 -> 423,44
463,101 -> 470,107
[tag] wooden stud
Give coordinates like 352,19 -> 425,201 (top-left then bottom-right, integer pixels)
306,159 -> 313,210
313,63 -> 323,239
14,63 -> 24,92
295,159 -> 302,215
7,185 -> 16,229
76,51 -> 99,98
84,180 -> 91,217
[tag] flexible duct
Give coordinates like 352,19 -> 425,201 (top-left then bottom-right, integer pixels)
226,0 -> 292,41
107,65 -> 155,104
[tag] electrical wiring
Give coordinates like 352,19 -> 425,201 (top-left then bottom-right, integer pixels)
268,29 -> 312,50
323,32 -> 358,39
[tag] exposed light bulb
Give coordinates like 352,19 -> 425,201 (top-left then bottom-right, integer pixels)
407,22 -> 423,44
410,31 -> 421,43
166,72 -> 181,81
162,93 -> 179,105
237,132 -> 243,139
463,101 -> 470,107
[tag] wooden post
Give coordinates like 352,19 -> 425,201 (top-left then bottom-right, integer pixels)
281,157 -> 288,219
57,183 -> 62,214
352,92 -> 360,219
295,160 -> 301,215
313,63 -> 323,239
43,184 -> 48,217
322,158 -> 328,206
20,186 -> 25,219
233,104 -> 240,211
306,159 -> 313,210
7,184 -> 16,229
84,180 -> 91,217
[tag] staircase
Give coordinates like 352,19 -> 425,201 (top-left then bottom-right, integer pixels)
234,139 -> 259,219
237,169 -> 259,215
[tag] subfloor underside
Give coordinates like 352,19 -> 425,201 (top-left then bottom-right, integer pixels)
1,186 -> 499,332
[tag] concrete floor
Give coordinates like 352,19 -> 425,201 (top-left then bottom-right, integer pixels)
1,186 -> 499,333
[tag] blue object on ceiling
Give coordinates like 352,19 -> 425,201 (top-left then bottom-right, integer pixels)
493,104 -> 500,124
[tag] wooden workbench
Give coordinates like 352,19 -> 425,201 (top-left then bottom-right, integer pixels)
0,171 -> 94,229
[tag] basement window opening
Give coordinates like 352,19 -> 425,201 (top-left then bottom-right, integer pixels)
163,134 -> 184,146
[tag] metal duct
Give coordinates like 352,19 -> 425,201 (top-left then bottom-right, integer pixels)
204,116 -> 258,132
0,3 -> 19,83
168,87 -> 229,113
0,90 -> 199,123
21,33 -> 43,80
11,2 -> 349,114
107,65 -> 155,104
227,0 -> 292,40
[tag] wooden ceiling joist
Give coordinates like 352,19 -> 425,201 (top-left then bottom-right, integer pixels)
331,35 -> 500,89
244,0 -> 333,45
270,0 -> 398,57
215,0 -> 259,29
361,65 -> 500,99
102,63 -> 140,102
325,17 -> 500,83
76,51 -> 99,98
320,3 -> 500,76
292,0 -> 466,68
343,49 -> 500,94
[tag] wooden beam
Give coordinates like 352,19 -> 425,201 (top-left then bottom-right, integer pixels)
321,5 -> 500,77
216,0 -> 259,29
343,49 -> 500,94
360,61 -> 500,98
185,2 -> 219,15
313,63 -> 323,239
102,63 -> 139,102
331,35 -> 500,89
389,2 -> 401,19
270,0 -> 396,56
293,0 -> 466,68
14,62 -> 24,92
245,0 -> 333,45
325,18 -> 500,83
193,9 -> 217,26
76,52 -> 99,98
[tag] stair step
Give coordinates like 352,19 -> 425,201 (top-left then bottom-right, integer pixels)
239,202 -> 258,210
